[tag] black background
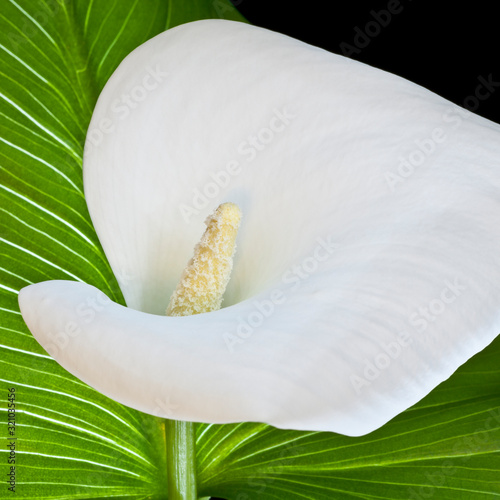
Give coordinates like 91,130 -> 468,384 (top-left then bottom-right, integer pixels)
231,0 -> 499,124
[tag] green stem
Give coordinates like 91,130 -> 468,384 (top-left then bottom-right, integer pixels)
165,419 -> 197,500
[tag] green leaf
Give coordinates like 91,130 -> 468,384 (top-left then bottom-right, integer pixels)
0,0 -> 245,498
2,1 -> 499,499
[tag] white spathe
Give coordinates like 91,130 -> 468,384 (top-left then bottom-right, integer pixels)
18,19 -> 500,436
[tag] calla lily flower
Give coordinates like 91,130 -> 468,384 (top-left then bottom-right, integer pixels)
18,19 -> 500,437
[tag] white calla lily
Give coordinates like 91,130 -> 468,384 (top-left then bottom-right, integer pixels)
18,19 -> 500,437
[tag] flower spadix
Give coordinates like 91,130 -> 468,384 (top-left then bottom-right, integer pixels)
18,20 -> 500,436
167,202 -> 241,317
